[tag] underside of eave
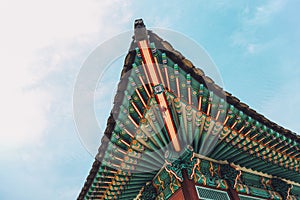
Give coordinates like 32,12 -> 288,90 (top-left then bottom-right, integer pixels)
78,28 -> 299,200
147,30 -> 299,143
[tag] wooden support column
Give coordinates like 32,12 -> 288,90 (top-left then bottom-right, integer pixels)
227,187 -> 240,200
181,169 -> 199,200
220,164 -> 240,200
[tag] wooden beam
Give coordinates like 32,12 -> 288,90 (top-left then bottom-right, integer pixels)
226,187 -> 240,200
181,169 -> 198,200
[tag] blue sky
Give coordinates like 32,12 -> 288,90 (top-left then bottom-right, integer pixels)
0,0 -> 299,199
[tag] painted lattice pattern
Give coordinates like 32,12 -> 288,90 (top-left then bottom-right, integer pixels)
196,185 -> 230,200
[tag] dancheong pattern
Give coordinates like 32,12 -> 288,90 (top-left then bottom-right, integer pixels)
78,19 -> 300,200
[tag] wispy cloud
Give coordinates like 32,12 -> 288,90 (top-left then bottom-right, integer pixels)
230,0 -> 286,54
0,0 -> 133,151
0,0 -> 133,199
227,0 -> 300,134
262,79 -> 300,133
248,0 -> 286,25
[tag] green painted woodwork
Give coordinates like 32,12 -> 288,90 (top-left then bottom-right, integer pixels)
153,167 -> 181,200
82,33 -> 299,200
140,183 -> 156,200
164,146 -> 200,182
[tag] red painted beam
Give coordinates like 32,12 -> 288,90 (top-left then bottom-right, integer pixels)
181,169 -> 199,200
138,40 -> 181,152
227,187 -> 240,200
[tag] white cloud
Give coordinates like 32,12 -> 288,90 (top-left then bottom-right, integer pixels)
230,0 -> 286,53
0,0 -> 133,151
249,0 -> 285,25
0,84 -> 51,151
0,0 -> 134,199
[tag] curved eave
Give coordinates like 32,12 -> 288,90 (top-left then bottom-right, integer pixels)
78,28 -> 299,200
77,42 -> 137,199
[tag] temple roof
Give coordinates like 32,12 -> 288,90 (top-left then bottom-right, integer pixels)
78,20 -> 300,200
